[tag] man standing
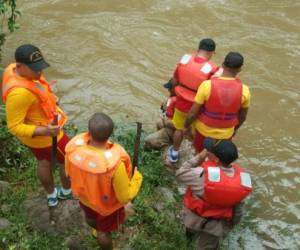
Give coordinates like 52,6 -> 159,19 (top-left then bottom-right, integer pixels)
65,113 -> 143,250
168,38 -> 218,162
176,138 -> 252,249
2,44 -> 71,207
185,52 -> 250,152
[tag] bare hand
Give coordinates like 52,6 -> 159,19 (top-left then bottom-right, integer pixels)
46,124 -> 60,136
198,149 -> 208,159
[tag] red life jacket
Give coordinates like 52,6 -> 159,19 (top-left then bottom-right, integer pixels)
175,54 -> 218,103
198,77 -> 243,128
183,162 -> 252,219
165,96 -> 176,118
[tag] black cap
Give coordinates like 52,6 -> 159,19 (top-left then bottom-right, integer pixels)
163,82 -> 172,89
223,52 -> 243,69
198,38 -> 216,52
15,44 -> 50,72
204,138 -> 238,165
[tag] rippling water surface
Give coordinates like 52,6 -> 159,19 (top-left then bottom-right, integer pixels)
2,0 -> 300,249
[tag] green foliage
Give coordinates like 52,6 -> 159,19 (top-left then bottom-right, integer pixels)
0,121 -> 256,249
0,104 -> 78,177
0,0 -> 20,58
0,116 -> 33,177
0,188 -> 67,250
111,126 -> 190,250
0,122 -> 191,249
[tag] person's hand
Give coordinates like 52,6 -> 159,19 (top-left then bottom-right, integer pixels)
46,124 -> 60,136
198,149 -> 208,159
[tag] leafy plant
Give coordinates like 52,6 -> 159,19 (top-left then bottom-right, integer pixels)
0,0 -> 20,59
0,114 -> 32,177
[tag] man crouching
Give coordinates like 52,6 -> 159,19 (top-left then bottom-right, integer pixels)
176,138 -> 252,249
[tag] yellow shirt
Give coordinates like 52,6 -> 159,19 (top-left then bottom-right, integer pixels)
64,143 -> 143,207
5,87 -> 63,148
194,78 -> 251,138
113,162 -> 143,204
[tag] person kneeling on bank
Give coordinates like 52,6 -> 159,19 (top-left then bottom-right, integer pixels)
65,113 -> 143,250
145,81 -> 176,150
176,138 -> 252,250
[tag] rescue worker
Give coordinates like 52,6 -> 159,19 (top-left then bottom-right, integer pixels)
2,44 -> 71,207
65,113 -> 143,250
176,138 -> 252,249
145,82 -> 176,150
167,38 -> 218,162
185,52 -> 250,152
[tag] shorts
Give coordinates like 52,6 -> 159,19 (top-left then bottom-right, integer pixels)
79,202 -> 125,232
193,131 -> 206,152
29,133 -> 70,164
172,108 -> 188,130
193,131 -> 233,153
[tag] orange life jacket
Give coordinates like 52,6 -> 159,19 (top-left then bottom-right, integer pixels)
2,63 -> 67,126
65,133 -> 132,216
175,54 -> 218,102
198,77 -> 243,128
184,161 -> 252,219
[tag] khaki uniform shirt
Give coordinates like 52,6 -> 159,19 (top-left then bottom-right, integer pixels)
176,154 -> 243,237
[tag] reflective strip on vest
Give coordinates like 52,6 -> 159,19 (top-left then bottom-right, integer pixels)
104,150 -> 113,159
207,167 -> 220,182
180,54 -> 192,64
88,161 -> 97,168
75,139 -> 84,146
202,110 -> 237,120
240,172 -> 252,188
34,82 -> 46,92
200,62 -> 213,74
73,154 -> 81,161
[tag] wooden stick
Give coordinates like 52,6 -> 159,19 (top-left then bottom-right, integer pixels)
132,122 -> 142,175
51,113 -> 58,169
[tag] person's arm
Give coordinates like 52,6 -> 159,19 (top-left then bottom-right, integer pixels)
184,102 -> 202,129
176,150 -> 207,188
6,88 -> 38,137
6,88 -> 60,138
112,163 -> 143,204
234,108 -> 248,134
234,84 -> 251,135
184,80 -> 210,129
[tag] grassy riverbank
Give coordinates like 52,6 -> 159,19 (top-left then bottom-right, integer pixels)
0,121 -> 191,250
0,119 -> 254,250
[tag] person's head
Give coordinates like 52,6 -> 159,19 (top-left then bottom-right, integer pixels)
222,52 -> 244,76
204,138 -> 238,167
198,38 -> 216,59
15,44 -> 49,80
88,113 -> 114,143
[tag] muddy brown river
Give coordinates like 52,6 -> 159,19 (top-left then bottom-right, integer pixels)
1,1 -> 300,249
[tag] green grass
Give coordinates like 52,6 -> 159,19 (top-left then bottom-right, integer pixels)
0,122 -> 191,250
0,121 -> 255,249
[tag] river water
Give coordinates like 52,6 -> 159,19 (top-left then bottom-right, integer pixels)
1,0 -> 300,249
